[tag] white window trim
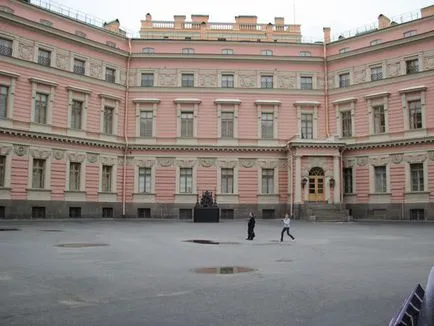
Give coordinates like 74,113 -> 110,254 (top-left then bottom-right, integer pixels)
27,155 -> 52,190
0,70 -> 19,128
401,54 -> 423,75
217,165 -> 239,195
70,53 -> 90,76
138,69 -> 158,87
133,98 -> 160,143
343,166 -> 356,195
298,73 -> 316,90
215,99 -> 240,144
369,163 -> 390,194
335,69 -> 353,88
179,70 -> 198,87
33,42 -> 56,68
99,93 -> 121,137
364,92 -> 390,135
399,86 -> 427,131
256,100 -> 280,142
0,147 -> 12,190
175,165 -> 197,194
102,64 -> 120,84
405,160 -> 428,193
293,101 -> 320,139
367,61 -> 387,82
174,99 -> 200,144
258,167 -> 279,195
65,154 -> 86,192
258,72 -> 275,89
333,98 -> 357,138
99,158 -> 118,193
218,71 -> 237,88
134,164 -> 156,194
66,86 -> 91,137
0,32 -> 18,57
29,78 -> 57,132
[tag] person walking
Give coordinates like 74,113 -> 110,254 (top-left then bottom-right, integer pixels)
280,213 -> 295,242
246,212 -> 256,240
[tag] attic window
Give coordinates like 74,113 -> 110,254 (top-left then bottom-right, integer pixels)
39,19 -> 52,26
182,48 -> 195,54
143,47 -> 155,54
106,41 -> 116,48
339,47 -> 349,54
403,30 -> 417,38
75,31 -> 86,38
299,51 -> 311,56
222,49 -> 234,55
261,50 -> 273,56
370,39 -> 381,46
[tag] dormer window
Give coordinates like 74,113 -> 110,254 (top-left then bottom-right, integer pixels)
261,50 -> 273,56
370,39 -> 382,46
339,47 -> 349,54
403,30 -> 417,38
222,49 -> 234,55
299,51 -> 311,56
143,47 -> 154,54
182,48 -> 195,54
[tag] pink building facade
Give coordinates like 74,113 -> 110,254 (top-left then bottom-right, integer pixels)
0,0 -> 434,220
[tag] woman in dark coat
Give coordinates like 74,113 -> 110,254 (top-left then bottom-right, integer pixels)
246,212 -> 256,240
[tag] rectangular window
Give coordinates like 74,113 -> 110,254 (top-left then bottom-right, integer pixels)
138,167 -> 152,193
0,85 -> 8,118
339,73 -> 350,88
102,207 -> 113,218
370,66 -> 383,81
69,162 -> 81,191
0,206 -> 5,219
343,167 -> 353,194
103,106 -> 114,134
408,100 -> 422,129
373,105 -> 386,134
37,48 -> 51,66
221,209 -> 234,219
0,38 -> 12,57
0,155 -> 5,187
261,168 -> 274,194
69,207 -> 81,218
404,30 -> 417,38
410,163 -> 424,192
260,76 -> 273,89
406,59 -> 419,74
301,113 -> 313,139
101,165 -> 112,192
139,111 -> 153,137
300,76 -> 313,90
73,58 -> 86,75
221,112 -> 234,138
180,112 -> 194,138
221,74 -> 234,88
374,166 -> 387,193
34,93 -> 48,124
137,208 -> 151,218
181,74 -> 194,88
141,73 -> 154,87
71,100 -> 83,129
261,112 -> 274,139
410,209 -> 424,221
105,67 -> 116,83
262,209 -> 275,219
179,168 -> 193,193
221,168 -> 234,194
179,208 -> 193,220
341,111 -> 352,137
32,207 -> 46,218
32,159 -> 46,189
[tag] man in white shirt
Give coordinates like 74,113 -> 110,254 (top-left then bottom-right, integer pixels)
281,213 -> 295,242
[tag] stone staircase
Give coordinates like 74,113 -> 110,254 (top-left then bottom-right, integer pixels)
302,202 -> 350,222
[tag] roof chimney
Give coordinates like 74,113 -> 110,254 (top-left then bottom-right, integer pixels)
103,19 -> 120,33
421,5 -> 434,18
378,14 -> 391,29
323,27 -> 331,43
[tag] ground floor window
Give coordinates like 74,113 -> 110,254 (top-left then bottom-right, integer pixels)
221,209 -> 234,219
0,206 -> 4,219
409,209 -> 424,221
32,207 -> 46,218
179,209 -> 192,220
102,207 -> 113,218
138,208 -> 151,218
69,207 -> 81,218
262,209 -> 275,219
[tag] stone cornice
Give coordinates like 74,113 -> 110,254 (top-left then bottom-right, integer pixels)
332,97 -> 357,105
173,98 -> 202,104
293,101 -> 321,107
133,98 -> 161,104
0,70 -> 20,79
363,91 -> 391,100
398,85 -> 427,94
98,93 -> 122,101
128,144 -> 286,152
66,86 -> 92,94
345,136 -> 434,150
255,100 -> 281,106
288,141 -> 346,149
28,77 -> 58,87
214,99 -> 242,105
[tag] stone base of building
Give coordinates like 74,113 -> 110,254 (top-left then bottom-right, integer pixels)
0,200 -> 290,220
346,203 -> 434,221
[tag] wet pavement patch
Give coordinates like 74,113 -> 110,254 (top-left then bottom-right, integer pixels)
0,228 -> 21,231
184,239 -> 220,245
276,259 -> 293,263
55,243 -> 108,248
193,266 -> 256,274
41,230 -> 63,232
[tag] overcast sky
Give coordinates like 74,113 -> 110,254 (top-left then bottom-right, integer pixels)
35,0 -> 433,41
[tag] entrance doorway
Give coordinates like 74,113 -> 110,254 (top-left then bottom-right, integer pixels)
308,167 -> 325,201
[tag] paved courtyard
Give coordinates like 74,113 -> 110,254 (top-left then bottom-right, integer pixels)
0,219 -> 433,326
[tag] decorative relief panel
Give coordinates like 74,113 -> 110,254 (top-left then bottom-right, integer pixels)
136,159 -> 156,168
198,71 -> 217,88
56,49 -> 70,70
278,160 -> 288,169
423,54 -> 434,70
240,158 -> 257,168
30,149 -> 51,159
17,41 -> 33,61
390,153 -> 403,164
68,153 -> 86,163
357,156 -> 369,167
239,72 -> 257,88
368,156 -> 389,166
158,69 -> 177,87
127,70 -> 136,86
176,159 -> 196,168
157,157 -> 175,167
119,69 -> 127,85
276,72 -> 296,89
13,144 -> 28,157
89,59 -> 103,78
428,151 -> 434,161
218,160 -> 238,168
52,149 -> 65,160
343,158 -> 356,168
198,158 -> 216,168
404,153 -> 427,164
353,67 -> 366,84
100,156 -> 118,166
387,61 -> 400,77
257,160 -> 279,169
86,153 -> 99,164
0,146 -> 12,156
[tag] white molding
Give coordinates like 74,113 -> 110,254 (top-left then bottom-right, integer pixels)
134,164 -> 156,194
28,77 -> 58,87
216,164 -> 239,195
133,98 -> 160,104
364,91 -> 391,100
70,53 -> 90,77
65,86 -> 92,94
29,79 -> 55,128
398,85 -> 427,94
332,97 -> 357,105
405,160 -> 428,193
175,165 -> 197,194
335,100 -> 356,138
214,99 -> 241,105
293,101 -> 321,106
99,157 -> 118,194
0,70 -> 20,78
98,93 -> 122,101
178,70 -> 198,88
366,93 -> 390,135
0,149 -> 12,189
100,96 -> 120,136
33,42 -> 57,68
295,104 -> 318,139
255,100 -> 281,106
65,155 -> 86,192
400,88 -> 426,131
67,88 -> 89,134
176,102 -> 199,142
258,166 -> 279,195
173,98 -> 201,104
369,163 -> 390,194
27,154 -> 52,192
218,70 -> 237,88
216,102 -> 239,140
136,102 -> 158,142
297,72 -> 317,90
137,69 -> 158,87
0,72 -> 17,125
102,63 -> 120,84
256,102 -> 279,140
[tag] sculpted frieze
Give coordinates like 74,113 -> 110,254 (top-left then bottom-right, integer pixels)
238,72 -> 257,88
307,157 -> 325,169
136,159 -> 156,168
52,149 -> 65,160
404,153 -> 427,164
100,156 -> 118,166
30,149 -> 51,160
86,153 -> 99,164
158,69 -> 178,87
428,151 -> 434,161
276,72 -> 296,89
240,159 -> 257,168
390,153 -> 403,164
387,61 -> 400,77
0,146 -> 12,156
343,158 -> 356,168
257,160 -> 279,169
13,144 -> 28,157
423,55 -> 434,70
18,41 -> 33,61
357,156 -> 369,167
89,59 -> 103,78
157,157 -> 175,167
198,72 -> 218,88
218,160 -> 238,169
68,153 -> 86,163
176,159 -> 196,168
368,156 -> 389,166
353,67 -> 366,84
198,158 -> 216,168
56,49 -> 70,70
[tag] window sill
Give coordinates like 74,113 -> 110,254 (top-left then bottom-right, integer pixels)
175,193 -> 197,204
257,193 -> 279,204
29,123 -> 52,133
216,193 -> 239,204
368,192 -> 391,204
0,118 -> 13,128
404,129 -> 427,138
404,192 -> 429,203
176,138 -> 197,145
132,192 -> 156,203
67,129 -> 86,138
98,192 -> 117,202
0,187 -> 12,200
258,139 -> 279,146
26,188 -> 52,201
135,137 -> 157,145
64,190 -> 86,201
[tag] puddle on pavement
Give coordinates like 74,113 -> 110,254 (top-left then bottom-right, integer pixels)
0,228 -> 21,231
55,243 -> 109,248
193,266 -> 256,274
184,239 -> 241,245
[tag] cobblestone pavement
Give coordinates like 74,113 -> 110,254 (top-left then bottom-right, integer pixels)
1,220 -> 433,326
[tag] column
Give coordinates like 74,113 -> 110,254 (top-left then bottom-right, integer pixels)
294,155 -> 302,204
333,155 -> 340,204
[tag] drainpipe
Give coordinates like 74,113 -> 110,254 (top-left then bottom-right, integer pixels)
122,38 -> 132,217
323,37 -> 330,138
291,147 -> 295,217
340,147 -> 345,212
